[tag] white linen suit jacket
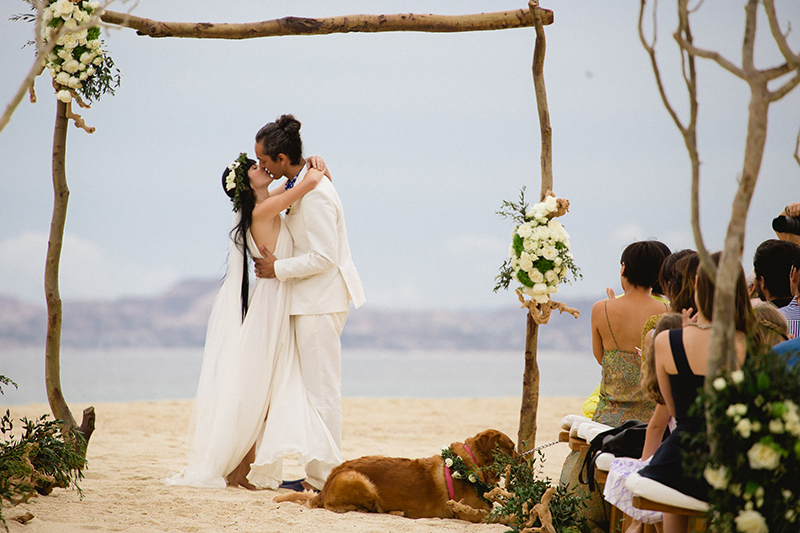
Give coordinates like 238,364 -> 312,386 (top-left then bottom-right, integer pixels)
274,170 -> 365,315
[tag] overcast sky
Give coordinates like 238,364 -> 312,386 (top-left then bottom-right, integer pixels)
1,0 -> 799,311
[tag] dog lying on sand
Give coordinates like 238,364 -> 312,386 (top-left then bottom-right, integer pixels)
274,429 -> 516,522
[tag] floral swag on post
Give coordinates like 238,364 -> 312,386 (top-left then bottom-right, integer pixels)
20,0 -> 121,132
495,188 -> 581,324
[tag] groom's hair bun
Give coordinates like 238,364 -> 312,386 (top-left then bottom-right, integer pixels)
256,113 -> 303,165
276,114 -> 301,134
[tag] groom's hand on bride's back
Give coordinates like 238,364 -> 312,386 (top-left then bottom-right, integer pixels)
254,246 -> 277,278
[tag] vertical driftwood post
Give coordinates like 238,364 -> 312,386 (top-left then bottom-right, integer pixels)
518,0 -> 553,453
45,100 -> 95,446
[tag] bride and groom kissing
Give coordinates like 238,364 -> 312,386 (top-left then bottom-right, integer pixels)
167,114 -> 365,492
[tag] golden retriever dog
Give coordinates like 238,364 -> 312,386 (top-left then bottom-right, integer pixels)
273,429 -> 516,522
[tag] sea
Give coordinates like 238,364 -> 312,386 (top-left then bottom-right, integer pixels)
0,347 -> 599,406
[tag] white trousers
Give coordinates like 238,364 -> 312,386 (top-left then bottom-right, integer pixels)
294,311 -> 348,489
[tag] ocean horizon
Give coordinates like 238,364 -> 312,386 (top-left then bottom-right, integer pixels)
0,346 -> 598,406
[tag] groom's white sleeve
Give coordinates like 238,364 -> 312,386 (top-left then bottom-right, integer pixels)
274,191 -> 338,281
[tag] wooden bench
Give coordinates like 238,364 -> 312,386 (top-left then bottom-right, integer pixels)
632,496 -> 708,532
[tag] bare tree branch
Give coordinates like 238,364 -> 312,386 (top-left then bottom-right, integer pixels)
100,8 -> 553,39
741,0 -> 758,74
763,0 -> 800,70
639,0 -> 687,136
762,62 -> 794,81
770,71 -> 800,101
674,32 -> 745,78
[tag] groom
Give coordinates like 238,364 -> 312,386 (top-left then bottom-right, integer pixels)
253,115 -> 365,490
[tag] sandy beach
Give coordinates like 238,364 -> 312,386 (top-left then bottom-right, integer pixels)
2,396 -> 584,532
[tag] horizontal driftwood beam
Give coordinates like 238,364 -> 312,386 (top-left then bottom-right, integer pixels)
100,9 -> 553,39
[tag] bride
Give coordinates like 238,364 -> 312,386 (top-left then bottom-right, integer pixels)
166,153 -> 339,489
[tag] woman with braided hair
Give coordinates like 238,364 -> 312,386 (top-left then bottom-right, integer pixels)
167,151 -> 334,490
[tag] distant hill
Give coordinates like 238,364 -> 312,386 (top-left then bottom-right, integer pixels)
0,280 -> 593,353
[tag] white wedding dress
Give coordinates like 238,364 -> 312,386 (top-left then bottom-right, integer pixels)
166,215 -> 341,489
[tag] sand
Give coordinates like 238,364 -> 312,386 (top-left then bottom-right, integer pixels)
1,396 -> 584,532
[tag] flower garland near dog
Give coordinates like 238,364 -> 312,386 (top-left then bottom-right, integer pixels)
441,446 -> 492,499
688,349 -> 800,533
494,188 -> 581,304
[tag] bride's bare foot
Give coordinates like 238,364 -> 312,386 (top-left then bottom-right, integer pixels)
236,475 -> 257,490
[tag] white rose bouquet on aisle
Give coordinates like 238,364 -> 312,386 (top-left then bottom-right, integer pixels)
494,188 -> 580,304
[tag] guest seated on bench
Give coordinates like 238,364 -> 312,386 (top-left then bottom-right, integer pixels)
629,252 -> 751,533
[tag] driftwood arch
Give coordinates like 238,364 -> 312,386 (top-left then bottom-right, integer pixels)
26,1 -> 568,455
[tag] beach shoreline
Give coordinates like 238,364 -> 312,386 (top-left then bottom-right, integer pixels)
2,396 -> 584,532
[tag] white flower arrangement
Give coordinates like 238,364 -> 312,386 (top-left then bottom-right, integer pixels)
37,0 -> 118,103
495,188 -> 580,303
688,348 -> 800,533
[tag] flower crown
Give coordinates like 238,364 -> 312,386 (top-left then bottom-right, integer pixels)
225,152 -> 251,212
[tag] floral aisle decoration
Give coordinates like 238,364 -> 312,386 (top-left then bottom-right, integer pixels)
688,348 -> 800,533
16,0 -> 120,131
495,188 -> 581,320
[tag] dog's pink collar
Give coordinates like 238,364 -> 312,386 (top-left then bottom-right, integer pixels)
444,464 -> 455,500
464,444 -> 478,465
445,445 -> 480,500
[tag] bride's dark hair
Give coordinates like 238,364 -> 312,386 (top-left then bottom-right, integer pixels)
255,114 -> 303,165
222,158 -> 257,321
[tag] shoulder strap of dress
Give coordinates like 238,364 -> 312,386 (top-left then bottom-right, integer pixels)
667,328 -> 693,375
604,299 -> 622,351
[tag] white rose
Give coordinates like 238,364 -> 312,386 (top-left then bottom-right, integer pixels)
57,47 -> 71,60
74,29 -> 89,44
468,474 -> 477,483
734,509 -> 768,533
62,59 -> 80,74
56,90 -> 72,103
79,71 -> 88,80
547,285 -> 558,294
90,1 -> 102,10
736,418 -> 753,439
747,442 -> 781,470
43,7 -> 54,24
530,269 -> 544,284
52,0 -> 75,19
85,67 -> 95,77
731,370 -> 744,384
451,471 -> 461,479
703,465 -> 729,490
444,458 -> 453,468
532,283 -> 549,304
545,270 -> 558,283
67,76 -> 82,89
64,18 -> 78,30
542,246 -> 558,261
769,419 -> 785,434
93,56 -> 103,66
554,256 -> 563,266
519,254 -> 533,272
517,223 -> 533,239
713,377 -> 727,391
89,39 -> 102,49
543,195 -> 558,212
736,404 -> 749,416
57,33 -> 79,49
55,71 -> 71,86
